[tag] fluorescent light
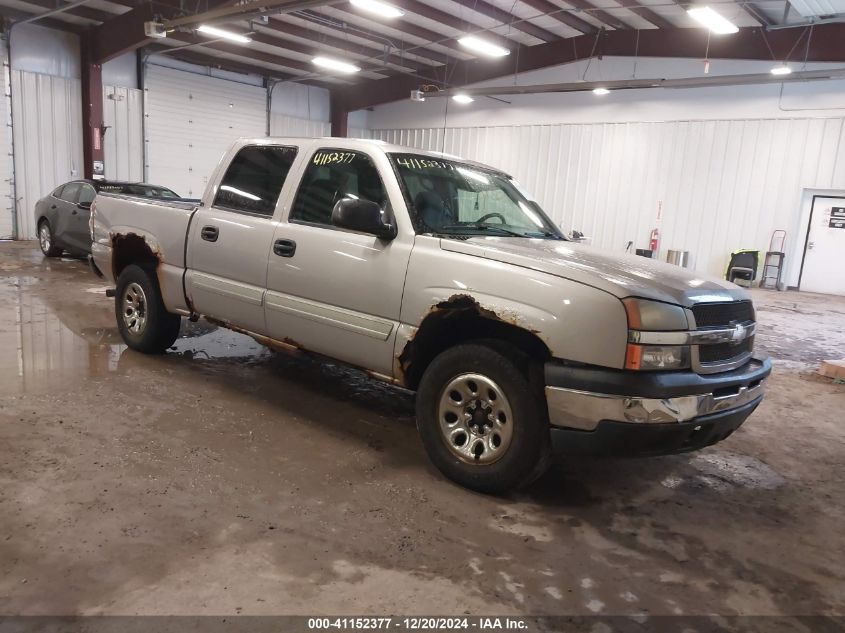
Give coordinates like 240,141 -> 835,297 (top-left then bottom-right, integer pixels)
592,87 -> 610,95
350,0 -> 404,17
452,94 -> 474,104
687,7 -> 739,34
197,25 -> 251,43
312,56 -> 361,74
771,64 -> 792,75
458,36 -> 510,58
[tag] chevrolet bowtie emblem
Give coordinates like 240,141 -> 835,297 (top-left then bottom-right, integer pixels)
730,323 -> 747,344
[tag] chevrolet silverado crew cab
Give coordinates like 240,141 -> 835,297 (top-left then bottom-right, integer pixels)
90,138 -> 771,493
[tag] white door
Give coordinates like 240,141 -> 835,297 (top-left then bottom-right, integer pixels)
801,196 -> 845,296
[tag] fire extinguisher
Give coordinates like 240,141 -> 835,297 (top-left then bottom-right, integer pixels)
649,228 -> 660,255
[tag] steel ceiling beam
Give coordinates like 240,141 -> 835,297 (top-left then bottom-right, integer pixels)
329,5 -> 469,57
162,0 -> 337,28
386,0 -> 513,50
430,66 -> 845,95
449,0 -> 561,41
165,31 -> 318,75
741,2 -> 776,26
516,0 -> 598,34
262,18 -> 437,72
559,0 -> 634,30
338,23 -> 845,110
290,10 -> 452,65
10,0 -> 97,25
611,0 -> 675,29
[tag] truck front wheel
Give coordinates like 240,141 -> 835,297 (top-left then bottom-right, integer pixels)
115,264 -> 181,354
416,343 -> 551,494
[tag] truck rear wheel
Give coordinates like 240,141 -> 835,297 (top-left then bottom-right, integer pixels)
416,343 -> 551,494
115,264 -> 181,354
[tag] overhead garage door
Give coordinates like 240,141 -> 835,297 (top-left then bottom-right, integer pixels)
145,65 -> 266,199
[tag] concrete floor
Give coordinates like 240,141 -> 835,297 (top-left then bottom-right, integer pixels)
1,241 -> 844,617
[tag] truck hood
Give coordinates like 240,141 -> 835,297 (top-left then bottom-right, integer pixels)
439,237 -> 748,307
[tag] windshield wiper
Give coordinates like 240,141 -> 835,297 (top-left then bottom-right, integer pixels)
437,223 -> 529,238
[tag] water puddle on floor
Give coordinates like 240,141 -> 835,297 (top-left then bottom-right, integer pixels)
661,452 -> 786,492
0,276 -> 269,396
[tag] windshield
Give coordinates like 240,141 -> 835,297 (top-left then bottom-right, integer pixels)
390,153 -> 563,239
99,184 -> 181,199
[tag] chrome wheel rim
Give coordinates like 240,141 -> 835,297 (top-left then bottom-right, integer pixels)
438,373 -> 514,465
122,282 -> 148,335
39,224 -> 51,253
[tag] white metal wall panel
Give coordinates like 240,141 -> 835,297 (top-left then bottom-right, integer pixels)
11,70 -> 83,240
0,44 -> 14,238
269,113 -> 329,138
103,85 -> 143,182
145,65 -> 266,198
370,118 -> 845,284
268,114 -> 371,140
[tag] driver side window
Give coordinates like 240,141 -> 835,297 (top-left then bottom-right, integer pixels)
290,150 -> 387,227
78,184 -> 97,206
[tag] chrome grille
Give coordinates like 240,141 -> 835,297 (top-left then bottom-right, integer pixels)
698,337 -> 754,364
691,300 -> 754,328
691,301 -> 756,373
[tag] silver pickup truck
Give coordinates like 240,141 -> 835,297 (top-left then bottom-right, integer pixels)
90,137 -> 771,493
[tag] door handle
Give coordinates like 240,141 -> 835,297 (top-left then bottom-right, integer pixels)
273,238 -> 296,257
201,225 -> 219,242
51,205 -> 56,210
72,209 -> 78,215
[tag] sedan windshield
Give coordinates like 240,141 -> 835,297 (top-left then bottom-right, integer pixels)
390,153 -> 563,239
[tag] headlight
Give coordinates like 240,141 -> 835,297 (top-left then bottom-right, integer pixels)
622,298 -> 690,370
621,297 -> 688,331
625,344 -> 689,370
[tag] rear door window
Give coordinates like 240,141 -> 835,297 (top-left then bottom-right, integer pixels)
59,182 -> 82,204
213,145 -> 298,216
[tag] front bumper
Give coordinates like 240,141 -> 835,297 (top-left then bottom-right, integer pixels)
544,355 -> 772,457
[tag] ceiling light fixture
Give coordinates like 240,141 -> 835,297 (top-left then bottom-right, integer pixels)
312,56 -> 361,73
770,64 -> 792,75
592,87 -> 610,95
350,0 -> 404,18
452,94 -> 474,104
197,24 -> 251,43
686,7 -> 739,34
458,36 -> 510,58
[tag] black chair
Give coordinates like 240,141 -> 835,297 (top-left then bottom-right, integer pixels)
726,250 -> 758,286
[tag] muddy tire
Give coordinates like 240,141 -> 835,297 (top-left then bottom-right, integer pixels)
416,343 -> 551,494
38,220 -> 61,257
115,264 -> 181,354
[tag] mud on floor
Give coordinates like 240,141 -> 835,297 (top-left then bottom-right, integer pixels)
0,242 -> 843,618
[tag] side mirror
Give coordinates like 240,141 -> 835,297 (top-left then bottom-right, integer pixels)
78,201 -> 92,211
331,198 -> 395,240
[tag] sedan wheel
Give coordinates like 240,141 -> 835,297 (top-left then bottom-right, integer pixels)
38,222 -> 60,257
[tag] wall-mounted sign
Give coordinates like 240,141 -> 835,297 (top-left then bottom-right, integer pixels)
93,160 -> 104,180
830,207 -> 845,230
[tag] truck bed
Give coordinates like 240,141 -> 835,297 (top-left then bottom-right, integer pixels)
92,192 -> 199,314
